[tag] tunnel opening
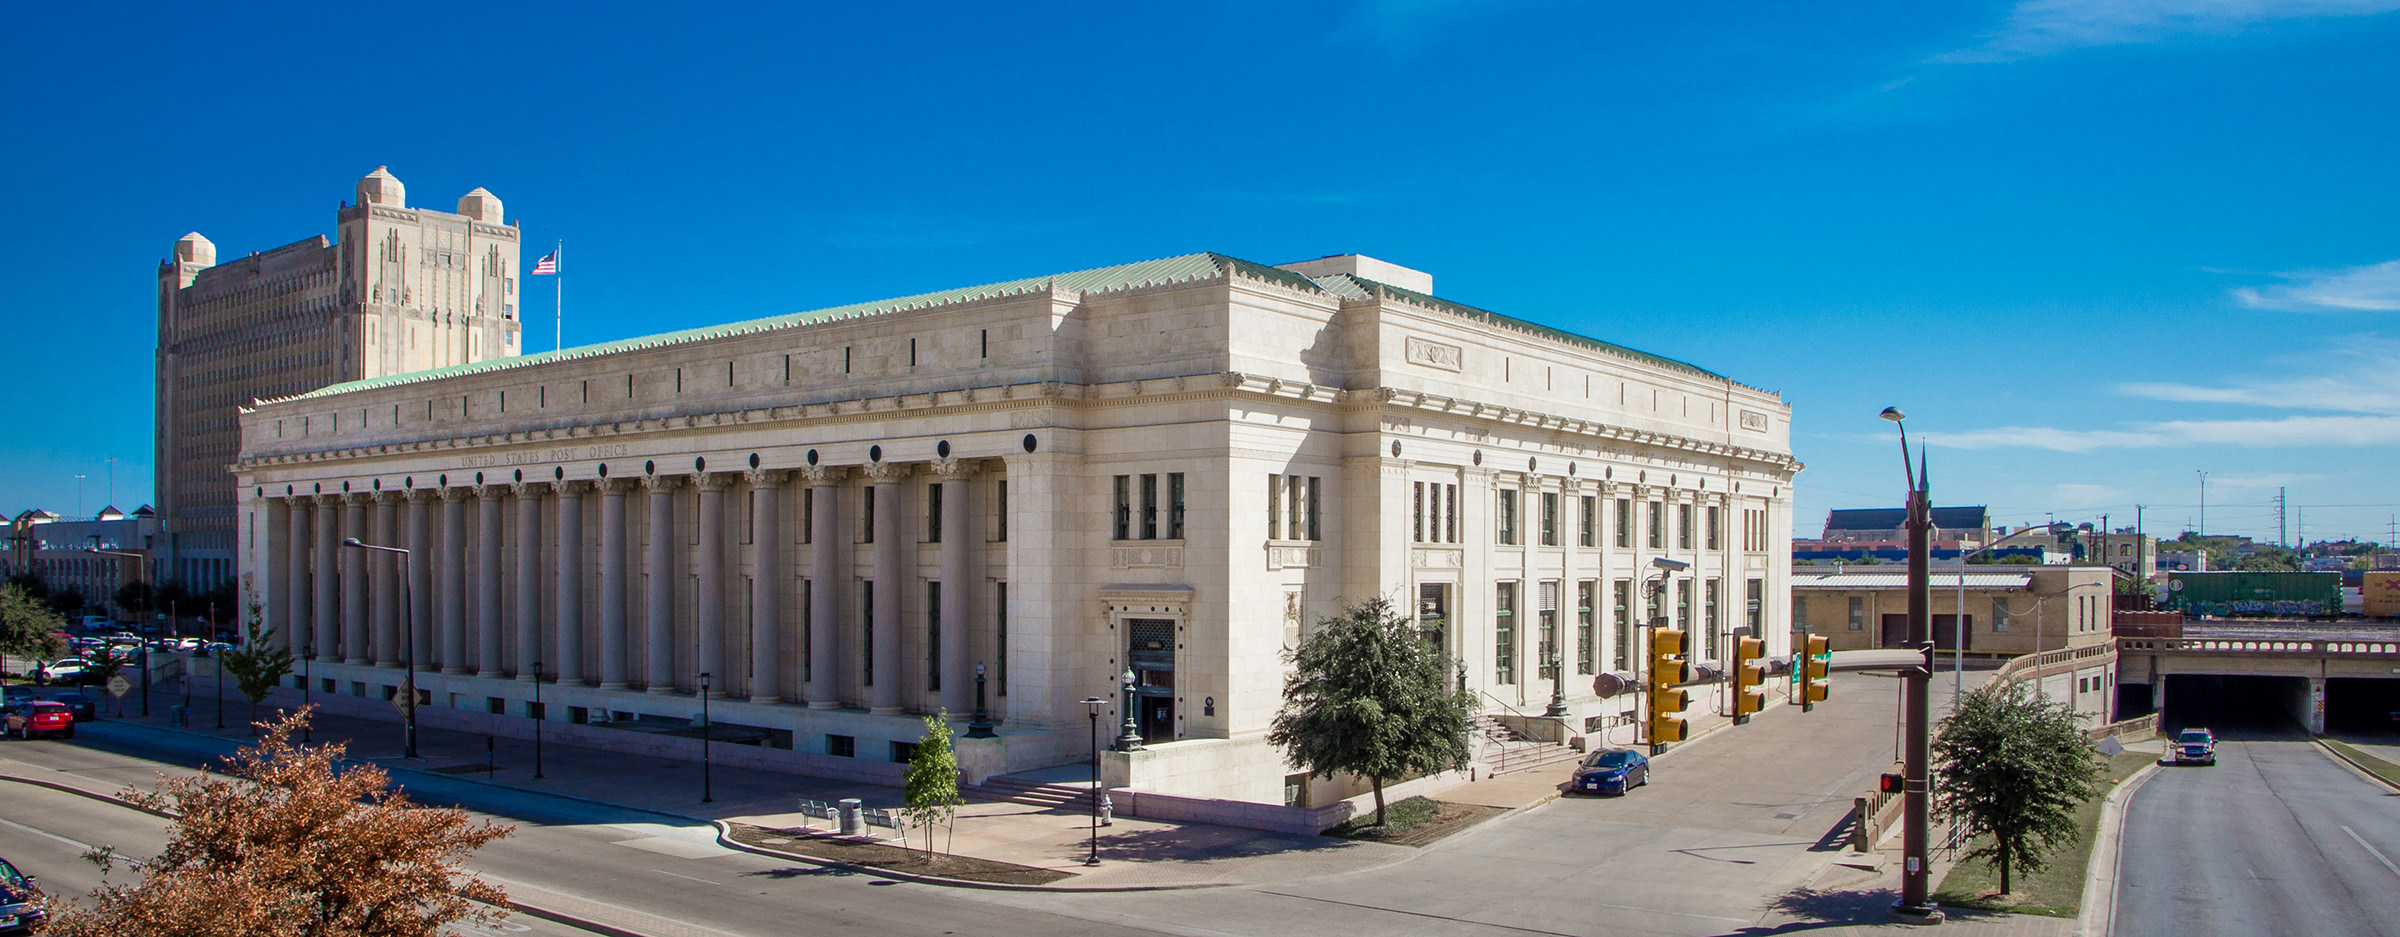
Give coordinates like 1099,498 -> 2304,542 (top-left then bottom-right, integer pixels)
2161,674 -> 2311,740
2117,682 -> 2153,720
2324,677 -> 2400,739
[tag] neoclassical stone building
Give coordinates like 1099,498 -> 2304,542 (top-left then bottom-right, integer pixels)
233,252 -> 1798,803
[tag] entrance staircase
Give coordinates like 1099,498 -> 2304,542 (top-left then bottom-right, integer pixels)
963,771 -> 1099,811
1473,713 -> 1582,777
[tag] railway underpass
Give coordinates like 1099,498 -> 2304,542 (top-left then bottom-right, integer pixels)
2115,623 -> 2400,736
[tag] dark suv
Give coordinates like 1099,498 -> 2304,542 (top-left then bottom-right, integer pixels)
2173,728 -> 2217,766
0,854 -> 44,935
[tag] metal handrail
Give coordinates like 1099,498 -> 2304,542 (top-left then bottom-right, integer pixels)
1475,690 -> 1540,774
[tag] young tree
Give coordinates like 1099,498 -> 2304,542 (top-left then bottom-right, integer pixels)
901,710 -> 964,858
0,583 -> 68,662
1932,680 -> 2102,895
46,708 -> 512,937
1268,597 -> 1477,827
218,600 -> 294,733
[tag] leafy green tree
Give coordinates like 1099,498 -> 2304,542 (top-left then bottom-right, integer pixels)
1932,680 -> 2101,895
901,710 -> 964,857
114,580 -> 158,618
1,583 -> 69,664
49,585 -> 89,618
1268,597 -> 1477,828
219,600 -> 294,733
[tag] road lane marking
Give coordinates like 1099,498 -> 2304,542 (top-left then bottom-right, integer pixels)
2342,826 -> 2400,880
651,869 -> 722,886
0,815 -> 95,852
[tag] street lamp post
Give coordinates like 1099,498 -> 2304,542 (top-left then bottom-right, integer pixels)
1115,667 -> 1144,752
90,547 -> 151,717
1642,557 -> 1688,755
1543,639 -> 1569,719
966,661 -> 997,738
698,671 -> 713,804
531,660 -> 545,779
1082,696 -> 1105,865
1881,406 -> 1943,925
341,538 -> 415,759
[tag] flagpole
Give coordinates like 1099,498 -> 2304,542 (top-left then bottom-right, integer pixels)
553,239 -> 563,353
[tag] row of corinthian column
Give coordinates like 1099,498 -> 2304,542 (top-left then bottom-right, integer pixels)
257,458 -> 984,713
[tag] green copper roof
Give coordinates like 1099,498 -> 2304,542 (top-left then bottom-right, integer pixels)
278,250 -> 1727,403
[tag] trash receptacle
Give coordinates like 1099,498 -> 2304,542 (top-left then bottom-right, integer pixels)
170,704 -> 188,728
838,798 -> 864,836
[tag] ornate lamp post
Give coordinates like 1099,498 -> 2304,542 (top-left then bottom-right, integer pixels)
1115,667 -> 1144,752
966,661 -> 997,738
1082,696 -> 1106,865
698,671 -> 713,804
1881,406 -> 1943,925
1544,639 -> 1569,718
341,538 -> 415,758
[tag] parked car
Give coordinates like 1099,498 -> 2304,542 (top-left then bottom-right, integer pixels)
1,701 -> 74,740
0,854 -> 46,935
2173,728 -> 2217,766
1570,747 -> 1651,795
38,690 -> 94,723
33,659 -> 95,686
0,687 -> 34,707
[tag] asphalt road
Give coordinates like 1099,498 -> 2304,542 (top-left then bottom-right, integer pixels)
2114,741 -> 2400,937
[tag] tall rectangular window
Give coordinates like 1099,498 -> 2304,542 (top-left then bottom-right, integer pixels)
1678,504 -> 1694,551
1414,483 -> 1426,542
926,581 -> 942,691
1114,475 -> 1132,541
1494,581 -> 1517,685
1645,576 -> 1664,627
1540,493 -> 1560,546
799,579 -> 812,683
861,486 -> 876,542
1498,489 -> 1519,545
1288,475 -> 1303,539
1139,473 -> 1159,540
1267,475 -> 1281,537
1537,581 -> 1560,681
1306,476 -> 1321,540
1613,579 -> 1633,670
1615,498 -> 1632,548
926,483 -> 943,543
861,580 -> 875,684
1168,473 -> 1184,539
1647,501 -> 1665,549
799,488 -> 814,543
996,581 -> 1010,694
1992,597 -> 2009,633
1706,506 -> 1722,551
1704,578 -> 1722,659
1445,484 -> 1458,542
1579,496 -> 1597,548
1676,578 -> 1693,630
1848,595 -> 1865,631
995,479 -> 1008,542
1576,580 -> 1596,674
1746,578 -> 1764,632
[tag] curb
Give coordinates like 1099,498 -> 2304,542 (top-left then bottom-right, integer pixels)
0,768 -> 658,937
2077,761 -> 2160,937
2313,739 -> 2400,794
705,820 -> 1235,893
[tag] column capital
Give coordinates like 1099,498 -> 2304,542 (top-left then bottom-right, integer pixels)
798,464 -> 848,486
1523,473 -> 1545,490
437,486 -> 472,503
314,492 -> 345,508
693,472 -> 737,492
477,483 -> 513,500
375,489 -> 408,505
745,468 -> 788,487
596,477 -> 640,495
926,457 -> 981,479
406,487 -> 440,504
555,479 -> 594,497
343,491 -> 376,506
511,481 -> 548,500
641,473 -> 684,492
862,461 -> 910,484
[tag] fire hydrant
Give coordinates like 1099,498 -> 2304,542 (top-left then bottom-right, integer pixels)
1100,793 -> 1114,827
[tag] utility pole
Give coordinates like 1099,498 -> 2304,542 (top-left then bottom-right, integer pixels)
2277,487 -> 2287,547
2197,470 -> 2208,539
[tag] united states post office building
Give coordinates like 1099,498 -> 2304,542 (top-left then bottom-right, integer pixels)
233,252 -> 1799,804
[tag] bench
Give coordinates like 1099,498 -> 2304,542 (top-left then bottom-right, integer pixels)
860,807 -> 909,844
795,799 -> 839,831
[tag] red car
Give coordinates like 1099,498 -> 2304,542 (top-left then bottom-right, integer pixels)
1,701 -> 74,740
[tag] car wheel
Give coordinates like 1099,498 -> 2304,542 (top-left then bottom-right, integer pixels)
61,726 -> 74,740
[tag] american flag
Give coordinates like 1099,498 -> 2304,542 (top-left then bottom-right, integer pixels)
530,248 -> 559,275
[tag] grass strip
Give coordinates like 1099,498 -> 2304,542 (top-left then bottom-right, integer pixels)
2321,739 -> 2400,789
1931,749 -> 2154,917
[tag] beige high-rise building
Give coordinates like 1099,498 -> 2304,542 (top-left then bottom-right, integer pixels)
156,166 -> 525,591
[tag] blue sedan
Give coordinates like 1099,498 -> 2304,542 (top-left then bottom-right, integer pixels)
1571,747 -> 1651,795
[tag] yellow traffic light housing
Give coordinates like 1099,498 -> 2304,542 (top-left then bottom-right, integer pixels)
1646,628 -> 1691,750
1650,714 -> 1688,742
1802,634 -> 1832,705
1732,636 -> 1766,718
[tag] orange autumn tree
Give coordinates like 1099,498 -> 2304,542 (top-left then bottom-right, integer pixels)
48,707 -> 513,937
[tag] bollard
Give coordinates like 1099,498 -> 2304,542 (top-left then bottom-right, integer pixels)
838,798 -> 865,836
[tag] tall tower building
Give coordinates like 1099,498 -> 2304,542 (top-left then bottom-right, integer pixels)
155,166 -> 525,591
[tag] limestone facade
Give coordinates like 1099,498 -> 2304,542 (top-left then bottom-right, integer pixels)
155,167 -> 524,593
232,252 -> 1798,803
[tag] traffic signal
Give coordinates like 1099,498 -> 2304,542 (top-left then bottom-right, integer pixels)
1648,628 -> 1691,744
1732,636 -> 1766,720
1802,634 -> 1831,705
1879,772 -> 1904,794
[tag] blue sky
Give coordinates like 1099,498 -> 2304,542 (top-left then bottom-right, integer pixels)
4,0 -> 2397,544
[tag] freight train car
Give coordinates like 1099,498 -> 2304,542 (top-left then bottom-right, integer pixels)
2163,571 -> 2342,618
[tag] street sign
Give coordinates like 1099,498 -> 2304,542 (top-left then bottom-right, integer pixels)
393,692 -> 417,716
106,675 -> 132,698
2097,736 -> 2124,757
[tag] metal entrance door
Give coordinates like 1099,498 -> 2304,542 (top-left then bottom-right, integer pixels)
1128,618 -> 1176,743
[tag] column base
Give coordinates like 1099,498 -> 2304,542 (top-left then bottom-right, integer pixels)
808,699 -> 839,710
317,655 -> 342,663
377,659 -> 401,668
480,670 -> 506,680
869,706 -> 904,716
749,693 -> 778,705
647,685 -> 676,694
599,681 -> 629,690
345,658 -> 370,666
442,667 -> 470,676
516,673 -> 539,682
704,690 -> 729,699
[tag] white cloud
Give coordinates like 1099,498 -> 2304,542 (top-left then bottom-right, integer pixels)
1935,0 -> 2400,63
1932,414 -> 2400,452
2118,347 -> 2400,414
2232,259 -> 2400,312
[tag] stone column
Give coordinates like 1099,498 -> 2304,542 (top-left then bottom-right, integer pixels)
803,466 -> 844,708
287,496 -> 312,659
372,494 -> 401,666
265,497 -> 290,653
341,493 -> 371,664
555,481 -> 587,685
867,463 -> 907,714
406,490 -> 435,669
695,473 -> 731,697
313,494 -> 340,663
477,486 -> 506,678
598,477 -> 634,689
933,460 -> 976,715
513,483 -> 544,681
438,487 -> 470,674
643,475 -> 681,693
748,469 -> 785,703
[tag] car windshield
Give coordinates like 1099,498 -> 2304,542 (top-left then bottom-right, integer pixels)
1584,752 -> 1635,768
2177,731 -> 2210,743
